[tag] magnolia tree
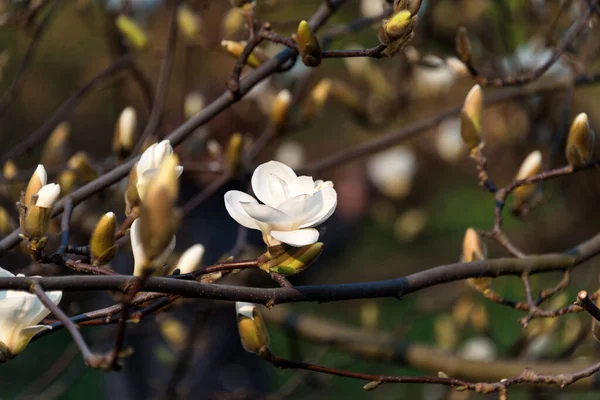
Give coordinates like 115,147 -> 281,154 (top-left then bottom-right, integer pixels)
0,0 -> 600,398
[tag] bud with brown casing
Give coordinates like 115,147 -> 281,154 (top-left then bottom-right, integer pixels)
296,20 -> 322,67
513,150 -> 542,208
90,212 -> 117,266
236,302 -> 270,354
460,85 -> 483,151
461,228 -> 489,291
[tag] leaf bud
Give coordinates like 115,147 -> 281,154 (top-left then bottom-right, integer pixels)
113,107 -> 137,159
461,228 -> 489,291
226,133 -> 244,176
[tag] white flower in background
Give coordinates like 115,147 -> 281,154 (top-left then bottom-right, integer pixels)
170,244 -> 205,275
136,140 -> 183,201
505,38 -> 573,84
411,55 -> 459,99
224,161 -> 337,247
457,336 -> 497,362
130,218 -> 176,276
0,266 -> 62,362
274,141 -> 305,170
360,0 -> 386,18
184,91 -> 205,120
367,147 -> 416,199
436,118 -> 464,163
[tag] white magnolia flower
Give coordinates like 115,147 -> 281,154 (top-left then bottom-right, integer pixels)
0,267 -> 62,361
367,147 -> 416,199
224,161 -> 337,247
457,336 -> 497,362
35,183 -> 61,208
136,140 -> 183,201
170,244 -> 205,275
130,219 -> 176,276
411,56 -> 459,100
360,0 -> 386,18
436,118 -> 464,163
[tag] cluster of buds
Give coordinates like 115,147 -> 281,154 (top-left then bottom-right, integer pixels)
378,0 -> 421,57
257,242 -> 323,275
460,85 -> 483,152
17,165 -> 61,252
461,228 -> 489,292
296,20 -> 321,67
565,112 -> 594,168
235,302 -> 271,357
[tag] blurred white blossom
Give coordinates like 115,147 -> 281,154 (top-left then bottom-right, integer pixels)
367,147 -> 416,199
436,118 -> 464,163
274,141 -> 305,170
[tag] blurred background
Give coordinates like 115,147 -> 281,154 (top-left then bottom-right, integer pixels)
1,0 -> 600,398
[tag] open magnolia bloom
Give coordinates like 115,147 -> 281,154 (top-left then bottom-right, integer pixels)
0,267 -> 62,362
136,140 -> 183,201
130,218 -> 176,276
224,161 -> 337,247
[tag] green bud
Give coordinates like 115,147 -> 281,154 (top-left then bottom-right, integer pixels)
90,212 -> 117,266
296,20 -> 321,67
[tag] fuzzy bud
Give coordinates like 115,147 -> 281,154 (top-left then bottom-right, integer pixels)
236,302 -> 270,354
460,85 -> 483,151
226,133 -> 244,176
462,228 -> 489,291
221,40 -> 267,68
296,20 -> 321,67
270,89 -> 291,132
116,15 -> 149,50
258,242 -> 323,275
513,150 -> 542,207
90,212 -> 117,266
113,107 -> 137,158
41,122 -> 70,167
566,112 -> 594,168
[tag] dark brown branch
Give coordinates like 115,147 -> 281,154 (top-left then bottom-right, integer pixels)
131,1 -> 179,155
575,290 -> 600,322
460,5 -> 593,87
321,44 -> 387,58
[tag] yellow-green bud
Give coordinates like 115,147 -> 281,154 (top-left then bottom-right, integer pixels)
177,5 -> 204,45
296,20 -> 321,67
258,242 -> 323,275
222,7 -> 246,38
116,15 -> 149,50
270,89 -> 291,132
90,212 -> 117,266
41,122 -> 70,167
460,84 -> 483,150
68,152 -> 97,183
236,302 -> 270,354
0,207 -> 15,234
301,79 -> 331,121
566,112 -> 594,168
22,205 -> 52,240
384,11 -> 411,39
226,133 -> 244,176
456,27 -> 472,62
221,40 -> 267,68
514,150 -> 542,206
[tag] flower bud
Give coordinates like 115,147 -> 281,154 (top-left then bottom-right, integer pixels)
514,150 -> 542,207
257,242 -> 323,275
21,183 -> 60,240
461,228 -> 489,291
24,165 -> 47,209
41,122 -> 70,167
382,10 -> 411,42
226,133 -> 244,176
566,112 -> 594,168
460,85 -> 483,150
221,40 -> 267,68
139,155 -> 181,262
116,14 -> 149,50
394,0 -> 423,15
113,107 -> 137,158
456,27 -> 472,62
90,212 -> 117,266
184,91 -> 205,120
68,152 -> 97,183
0,207 -> 15,234
236,302 -> 270,354
301,79 -> 331,121
159,317 -> 187,350
270,89 -> 291,131
222,7 -> 245,38
296,20 -> 321,67
177,5 -> 204,45
125,164 -> 141,217
170,244 -> 204,275
3,160 -> 16,180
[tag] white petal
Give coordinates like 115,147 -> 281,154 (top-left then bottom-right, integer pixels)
130,219 -> 148,275
35,183 -> 61,208
287,176 -> 315,198
34,165 -> 47,186
172,244 -> 205,275
12,325 -> 50,355
175,165 -> 184,178
236,302 -> 256,320
137,143 -> 157,176
224,191 -> 260,230
241,202 -> 291,225
153,140 -> 173,165
277,193 -> 323,228
270,228 -> 319,247
0,296 -> 31,349
0,267 -> 14,279
251,161 -> 297,207
265,174 -> 289,208
300,187 -> 337,228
